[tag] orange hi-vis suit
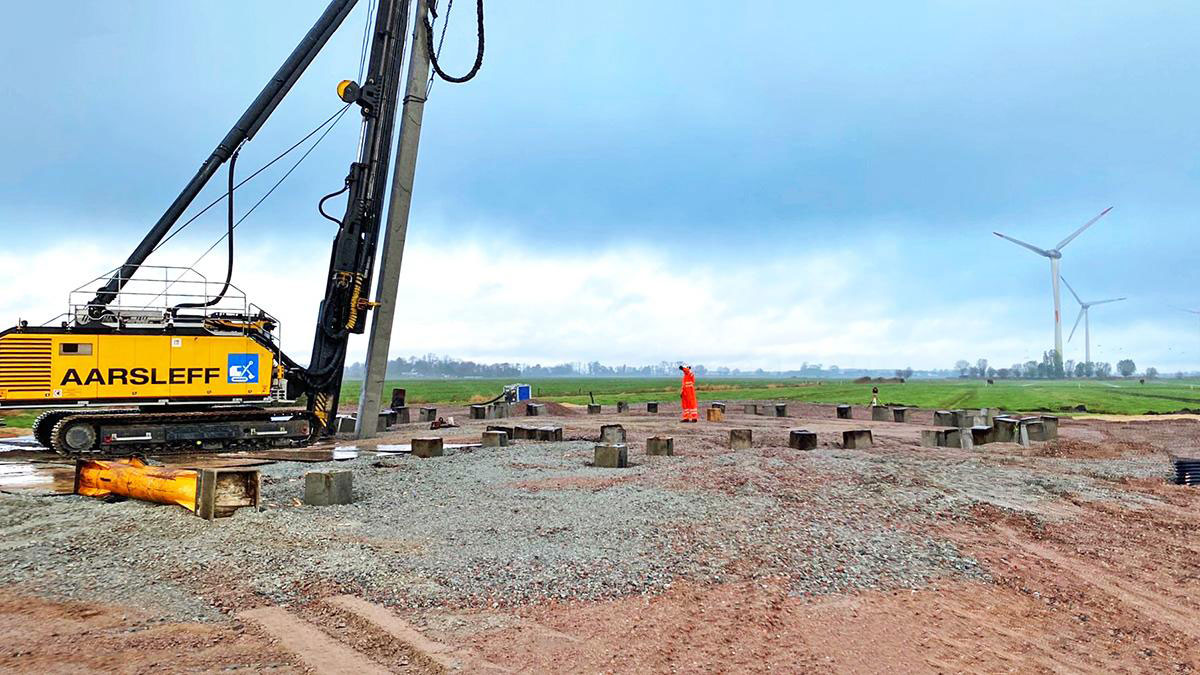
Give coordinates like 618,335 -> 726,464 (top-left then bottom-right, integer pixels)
680,366 -> 699,422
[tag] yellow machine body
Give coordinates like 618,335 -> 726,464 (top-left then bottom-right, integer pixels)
0,329 -> 277,408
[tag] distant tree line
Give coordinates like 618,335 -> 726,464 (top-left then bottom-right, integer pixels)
338,353 -> 1180,381
950,352 -> 1158,380
343,355 -> 948,379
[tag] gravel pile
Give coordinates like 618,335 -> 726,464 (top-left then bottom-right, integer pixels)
2,437 -> 1166,620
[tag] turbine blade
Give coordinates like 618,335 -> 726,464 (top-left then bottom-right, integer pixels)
1090,297 -> 1126,305
1068,307 -> 1085,342
993,232 -> 1050,256
1059,276 -> 1083,305
1170,305 -> 1200,314
1056,206 -> 1113,250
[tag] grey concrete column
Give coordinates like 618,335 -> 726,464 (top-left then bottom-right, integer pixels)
356,0 -> 431,438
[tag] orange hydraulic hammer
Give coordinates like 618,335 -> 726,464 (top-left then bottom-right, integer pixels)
74,458 -> 260,520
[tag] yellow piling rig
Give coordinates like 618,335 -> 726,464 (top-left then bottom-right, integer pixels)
74,458 -> 260,519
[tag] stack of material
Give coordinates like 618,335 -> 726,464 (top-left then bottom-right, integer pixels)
1175,457 -> 1200,486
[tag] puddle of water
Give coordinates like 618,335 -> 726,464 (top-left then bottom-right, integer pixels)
0,462 -> 76,494
0,436 -> 41,453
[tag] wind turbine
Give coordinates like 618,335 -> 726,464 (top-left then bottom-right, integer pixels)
993,207 -> 1113,372
1174,306 -> 1200,332
1060,276 -> 1124,366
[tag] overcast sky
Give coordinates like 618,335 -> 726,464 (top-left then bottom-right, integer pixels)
2,1 -> 1198,372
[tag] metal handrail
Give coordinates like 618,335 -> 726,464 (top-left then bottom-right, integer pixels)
67,265 -> 251,325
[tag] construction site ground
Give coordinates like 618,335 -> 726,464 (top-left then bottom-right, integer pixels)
1,401 -> 1198,673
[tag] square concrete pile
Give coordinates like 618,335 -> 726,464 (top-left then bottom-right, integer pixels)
729,429 -> 753,450
599,424 -> 626,444
594,443 -> 628,468
842,429 -> 873,449
304,470 -> 353,506
789,429 -> 817,450
481,430 -> 508,447
646,437 -> 674,456
412,437 -> 443,458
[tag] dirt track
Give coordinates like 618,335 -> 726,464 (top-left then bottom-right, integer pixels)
1,400 -> 1198,672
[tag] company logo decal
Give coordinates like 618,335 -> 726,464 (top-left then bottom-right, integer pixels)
228,353 -> 259,384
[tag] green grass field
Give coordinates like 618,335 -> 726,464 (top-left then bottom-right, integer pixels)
5,378 -> 1198,431
339,377 -> 1200,415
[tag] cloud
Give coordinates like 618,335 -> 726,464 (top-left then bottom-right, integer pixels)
3,232 -> 1191,372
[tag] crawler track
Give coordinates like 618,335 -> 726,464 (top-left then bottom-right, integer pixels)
44,408 -> 319,457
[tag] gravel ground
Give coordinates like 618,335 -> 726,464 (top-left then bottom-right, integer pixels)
0,417 -> 1182,622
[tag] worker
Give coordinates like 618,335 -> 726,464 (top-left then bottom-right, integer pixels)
679,365 -> 699,422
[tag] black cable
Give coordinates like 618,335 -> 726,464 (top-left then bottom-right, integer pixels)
319,184 -> 350,226
151,104 -> 350,255
172,151 -> 239,314
357,0 -> 377,81
425,0 -> 483,83
144,103 -> 355,309
183,104 -> 354,268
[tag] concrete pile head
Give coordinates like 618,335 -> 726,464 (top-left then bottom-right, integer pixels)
487,425 -> 515,439
951,409 -> 977,428
788,429 -> 817,450
525,403 -> 545,416
933,410 -> 955,426
587,404 -> 602,415
617,401 -> 630,413
1018,417 -> 1047,445
470,405 -> 488,420
992,416 -> 1019,443
706,408 -> 725,422
594,443 -> 629,468
304,470 -> 353,506
1040,415 -> 1059,439
599,424 -> 626,444
871,405 -> 890,422
646,436 -> 674,456
892,407 -> 909,423
970,425 -> 992,446
481,430 -> 508,447
921,428 -> 961,448
411,437 -> 444,458
842,429 -> 873,449
836,404 -> 852,419
729,428 -> 753,450
646,402 -> 659,413
774,403 -> 788,417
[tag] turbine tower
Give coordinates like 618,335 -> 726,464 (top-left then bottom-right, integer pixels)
1060,276 -> 1125,366
993,207 -> 1113,373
